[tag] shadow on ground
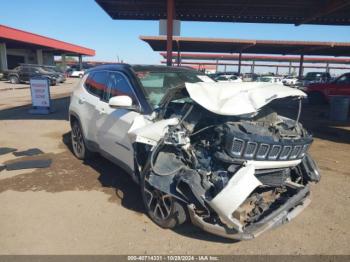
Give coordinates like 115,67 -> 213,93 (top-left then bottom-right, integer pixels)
0,96 -> 69,121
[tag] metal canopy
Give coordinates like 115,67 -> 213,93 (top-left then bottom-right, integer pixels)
95,0 -> 350,26
141,36 -> 350,57
0,25 -> 95,56
160,52 -> 350,64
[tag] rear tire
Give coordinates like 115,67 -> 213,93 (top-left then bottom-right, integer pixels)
308,92 -> 326,105
71,120 -> 92,160
9,76 -> 19,84
141,164 -> 187,229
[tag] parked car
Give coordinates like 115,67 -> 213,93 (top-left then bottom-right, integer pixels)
3,65 -> 57,85
305,72 -> 350,104
70,69 -> 85,78
257,76 -> 283,85
295,72 -> 331,89
41,65 -> 66,83
69,64 -> 320,240
282,76 -> 298,86
214,74 -> 242,82
241,73 -> 258,82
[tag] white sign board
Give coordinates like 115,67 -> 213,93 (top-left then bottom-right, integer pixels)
30,78 -> 50,108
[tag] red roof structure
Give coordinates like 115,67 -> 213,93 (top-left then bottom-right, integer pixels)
0,24 -> 95,56
160,52 -> 350,64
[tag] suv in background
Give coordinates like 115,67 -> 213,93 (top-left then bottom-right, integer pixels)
3,65 -> 58,85
296,72 -> 331,89
306,72 -> 350,104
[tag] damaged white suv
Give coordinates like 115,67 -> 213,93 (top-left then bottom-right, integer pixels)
69,64 -> 320,240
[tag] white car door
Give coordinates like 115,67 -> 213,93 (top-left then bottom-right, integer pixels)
77,73 -> 105,142
95,71 -> 140,172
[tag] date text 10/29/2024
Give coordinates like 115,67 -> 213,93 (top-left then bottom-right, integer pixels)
127,256 -> 219,261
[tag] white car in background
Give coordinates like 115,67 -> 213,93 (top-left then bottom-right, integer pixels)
69,64 -> 320,240
215,74 -> 242,83
257,76 -> 283,85
282,76 -> 298,86
70,69 -> 85,78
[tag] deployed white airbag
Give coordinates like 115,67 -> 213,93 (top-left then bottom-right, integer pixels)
185,82 -> 306,116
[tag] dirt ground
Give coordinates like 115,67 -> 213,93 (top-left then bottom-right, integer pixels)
0,79 -> 349,255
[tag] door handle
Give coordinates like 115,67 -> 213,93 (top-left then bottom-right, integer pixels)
78,97 -> 86,104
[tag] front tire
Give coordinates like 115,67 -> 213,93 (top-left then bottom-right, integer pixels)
71,120 -> 92,160
141,165 -> 187,228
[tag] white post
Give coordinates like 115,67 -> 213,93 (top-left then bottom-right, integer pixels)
0,43 -> 8,70
36,49 -> 43,65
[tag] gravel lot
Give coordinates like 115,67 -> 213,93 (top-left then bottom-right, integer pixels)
0,79 -> 349,254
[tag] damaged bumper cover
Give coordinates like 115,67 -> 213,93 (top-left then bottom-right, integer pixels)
188,185 -> 311,240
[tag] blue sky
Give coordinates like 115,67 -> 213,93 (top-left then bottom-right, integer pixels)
1,0 -> 350,72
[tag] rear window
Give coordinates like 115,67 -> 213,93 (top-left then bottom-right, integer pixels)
84,71 -> 108,98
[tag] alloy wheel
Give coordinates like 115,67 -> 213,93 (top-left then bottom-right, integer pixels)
143,179 -> 173,221
71,123 -> 84,157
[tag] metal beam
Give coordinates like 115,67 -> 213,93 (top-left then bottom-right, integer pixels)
161,60 -> 350,70
166,0 -> 174,66
295,0 -> 350,26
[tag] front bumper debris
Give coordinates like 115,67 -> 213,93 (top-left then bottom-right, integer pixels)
188,185 -> 311,240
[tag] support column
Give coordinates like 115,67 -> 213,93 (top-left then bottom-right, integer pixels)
176,42 -> 181,66
224,64 -> 227,72
166,0 -> 174,66
276,66 -> 279,75
78,55 -> 83,70
36,49 -> 43,65
251,60 -> 255,74
238,52 -> 242,75
298,54 -> 304,78
325,62 -> 330,73
61,54 -> 67,71
0,43 -> 8,71
215,59 -> 219,73
288,61 -> 292,75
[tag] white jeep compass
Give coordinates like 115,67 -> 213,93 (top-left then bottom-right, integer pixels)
69,64 -> 320,240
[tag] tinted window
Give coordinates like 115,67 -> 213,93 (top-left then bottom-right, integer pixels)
84,71 -> 108,98
21,67 -> 30,73
105,72 -> 136,104
337,74 -> 350,84
215,76 -> 227,81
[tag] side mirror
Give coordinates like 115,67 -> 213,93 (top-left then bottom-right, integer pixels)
108,95 -> 133,108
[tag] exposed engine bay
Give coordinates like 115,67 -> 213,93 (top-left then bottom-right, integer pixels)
130,82 -> 321,240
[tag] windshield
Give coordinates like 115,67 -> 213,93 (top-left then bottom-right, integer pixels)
305,72 -> 327,80
134,69 -> 213,107
259,77 -> 272,82
35,67 -> 51,74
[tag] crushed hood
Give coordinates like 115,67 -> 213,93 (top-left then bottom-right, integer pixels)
185,82 -> 306,116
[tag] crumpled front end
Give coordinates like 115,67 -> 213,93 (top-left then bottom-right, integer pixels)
131,83 -> 320,240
